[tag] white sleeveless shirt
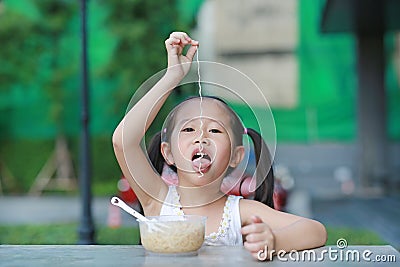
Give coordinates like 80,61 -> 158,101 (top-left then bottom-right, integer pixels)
160,185 -> 243,246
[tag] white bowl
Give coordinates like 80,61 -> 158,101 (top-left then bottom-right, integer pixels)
138,215 -> 206,255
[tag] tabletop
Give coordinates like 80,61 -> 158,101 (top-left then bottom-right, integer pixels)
0,245 -> 398,266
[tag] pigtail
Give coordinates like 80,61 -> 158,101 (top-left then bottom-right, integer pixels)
147,131 -> 165,175
246,128 -> 275,208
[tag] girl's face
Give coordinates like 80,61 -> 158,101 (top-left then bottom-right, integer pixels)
161,98 -> 244,187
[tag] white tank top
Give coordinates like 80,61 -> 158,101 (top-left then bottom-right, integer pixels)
160,185 -> 243,246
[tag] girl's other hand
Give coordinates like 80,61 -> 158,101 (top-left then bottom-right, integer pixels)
241,215 -> 275,261
165,31 -> 199,79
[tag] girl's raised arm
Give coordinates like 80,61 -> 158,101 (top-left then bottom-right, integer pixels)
112,32 -> 198,212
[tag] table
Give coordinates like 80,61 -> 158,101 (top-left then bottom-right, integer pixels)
0,245 -> 398,266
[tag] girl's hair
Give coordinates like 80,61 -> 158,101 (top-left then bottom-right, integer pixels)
146,96 -> 275,208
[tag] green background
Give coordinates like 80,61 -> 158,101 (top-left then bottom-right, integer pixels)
1,0 -> 398,141
0,0 -> 399,193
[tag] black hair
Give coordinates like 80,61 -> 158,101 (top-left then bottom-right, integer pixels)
146,96 -> 275,208
246,128 -> 274,208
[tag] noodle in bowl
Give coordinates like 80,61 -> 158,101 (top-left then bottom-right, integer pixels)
138,215 -> 206,255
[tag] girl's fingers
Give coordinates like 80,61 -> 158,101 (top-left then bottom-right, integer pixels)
242,219 -> 275,260
170,31 -> 191,42
167,32 -> 197,47
169,32 -> 189,46
165,31 -> 198,71
245,232 -> 270,243
185,43 -> 198,61
241,222 -> 266,235
244,240 -> 270,253
165,37 -> 181,48
251,215 -> 263,224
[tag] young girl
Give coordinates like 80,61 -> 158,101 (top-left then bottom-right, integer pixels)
112,32 -> 327,260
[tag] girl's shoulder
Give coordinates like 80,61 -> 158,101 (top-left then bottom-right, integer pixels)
239,198 -> 274,212
239,198 -> 276,224
239,198 -> 305,230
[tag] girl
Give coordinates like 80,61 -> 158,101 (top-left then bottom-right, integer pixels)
112,32 -> 327,260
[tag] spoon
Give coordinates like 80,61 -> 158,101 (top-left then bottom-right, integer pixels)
110,196 -> 149,222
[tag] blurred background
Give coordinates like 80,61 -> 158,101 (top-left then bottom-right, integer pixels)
0,0 -> 399,248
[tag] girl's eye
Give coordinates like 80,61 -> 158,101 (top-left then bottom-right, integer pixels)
209,129 -> 222,133
182,127 -> 195,132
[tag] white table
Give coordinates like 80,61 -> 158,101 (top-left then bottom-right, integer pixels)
0,245 -> 398,266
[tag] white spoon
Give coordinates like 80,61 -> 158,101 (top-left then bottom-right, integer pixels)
111,196 -> 164,232
110,196 -> 149,222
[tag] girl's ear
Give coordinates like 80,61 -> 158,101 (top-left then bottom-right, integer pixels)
230,145 -> 245,168
161,142 -> 175,165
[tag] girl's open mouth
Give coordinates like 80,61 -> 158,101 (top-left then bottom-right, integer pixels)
191,151 -> 212,172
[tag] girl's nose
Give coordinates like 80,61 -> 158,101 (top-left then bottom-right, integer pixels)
194,135 -> 209,145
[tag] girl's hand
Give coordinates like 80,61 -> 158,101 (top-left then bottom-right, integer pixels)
241,215 -> 275,261
165,31 -> 199,79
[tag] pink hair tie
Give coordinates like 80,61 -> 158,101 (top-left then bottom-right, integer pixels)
244,128 -> 248,135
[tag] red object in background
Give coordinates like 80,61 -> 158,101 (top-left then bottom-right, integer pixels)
108,177 -> 137,229
223,176 -> 289,211
224,176 -> 254,197
117,177 -> 137,204
273,180 -> 288,211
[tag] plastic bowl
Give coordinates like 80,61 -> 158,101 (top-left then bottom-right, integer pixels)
138,215 -> 206,255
